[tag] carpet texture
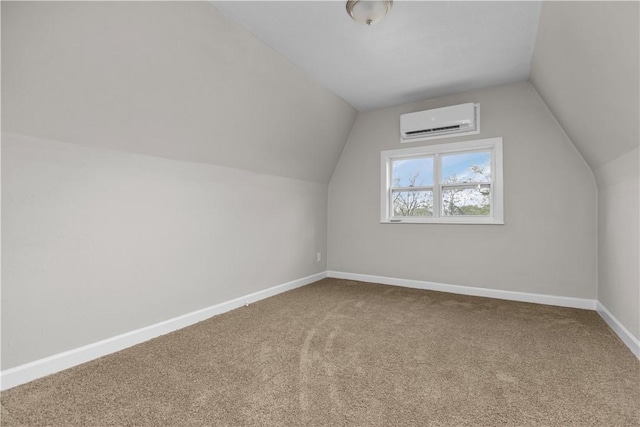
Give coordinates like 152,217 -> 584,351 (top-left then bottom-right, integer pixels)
2,278 -> 639,426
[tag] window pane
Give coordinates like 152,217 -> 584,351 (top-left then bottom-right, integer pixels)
442,186 -> 490,216
391,157 -> 434,188
392,190 -> 433,217
441,151 -> 491,184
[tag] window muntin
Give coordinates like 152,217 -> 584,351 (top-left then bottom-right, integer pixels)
381,138 -> 503,224
440,151 -> 492,217
390,156 -> 434,218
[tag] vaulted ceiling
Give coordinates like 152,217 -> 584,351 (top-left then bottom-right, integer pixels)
1,2 -> 357,184
213,0 -> 638,171
3,1 -> 637,178
213,1 -> 542,111
530,1 -> 639,171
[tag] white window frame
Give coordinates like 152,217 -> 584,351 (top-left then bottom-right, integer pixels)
380,137 -> 504,225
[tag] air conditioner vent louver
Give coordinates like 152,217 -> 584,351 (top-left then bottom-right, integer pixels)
400,103 -> 479,143
405,125 -> 462,136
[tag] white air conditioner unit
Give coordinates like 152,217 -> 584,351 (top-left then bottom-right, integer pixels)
400,103 -> 480,143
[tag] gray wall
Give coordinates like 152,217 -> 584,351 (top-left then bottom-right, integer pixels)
530,1 -> 639,340
1,2 -> 356,369
1,2 -> 356,183
2,133 -> 328,370
595,149 -> 639,339
328,81 -> 597,299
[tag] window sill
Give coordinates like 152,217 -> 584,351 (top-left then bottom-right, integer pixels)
381,218 -> 504,225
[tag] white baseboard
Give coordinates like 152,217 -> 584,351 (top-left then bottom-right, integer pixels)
328,271 -> 640,360
3,271 -> 636,391
596,302 -> 640,361
327,271 -> 597,310
0,272 -> 326,391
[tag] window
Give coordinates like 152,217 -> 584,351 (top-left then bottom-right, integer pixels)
380,138 -> 503,224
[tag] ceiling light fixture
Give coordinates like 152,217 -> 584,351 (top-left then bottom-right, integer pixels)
346,0 -> 393,26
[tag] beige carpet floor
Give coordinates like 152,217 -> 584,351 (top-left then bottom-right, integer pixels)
2,278 -> 639,426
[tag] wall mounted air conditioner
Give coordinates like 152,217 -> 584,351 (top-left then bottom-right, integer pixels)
400,103 -> 480,143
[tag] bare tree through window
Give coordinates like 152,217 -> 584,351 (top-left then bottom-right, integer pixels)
441,163 -> 491,216
392,171 -> 433,216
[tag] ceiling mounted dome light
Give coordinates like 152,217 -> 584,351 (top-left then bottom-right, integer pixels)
346,0 -> 393,26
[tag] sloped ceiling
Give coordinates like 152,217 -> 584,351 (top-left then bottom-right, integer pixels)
213,1 -> 542,111
5,1 -> 636,179
1,2 -> 357,184
530,1 -> 639,171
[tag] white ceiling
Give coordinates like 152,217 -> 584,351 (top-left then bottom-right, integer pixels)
213,1 -> 542,111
